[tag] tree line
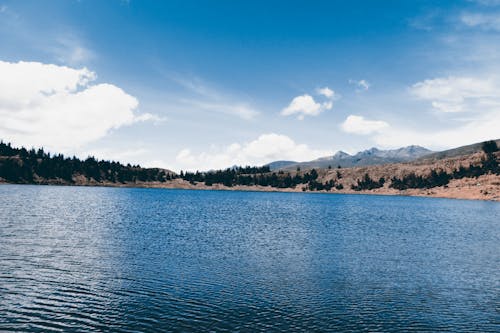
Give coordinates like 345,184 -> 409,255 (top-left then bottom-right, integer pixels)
0,141 -> 327,189
2,140 -> 498,191
180,167 -> 323,188
0,141 -> 172,184
351,174 -> 385,191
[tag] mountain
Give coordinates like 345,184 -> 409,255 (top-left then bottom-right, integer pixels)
264,160 -> 298,170
267,145 -> 433,170
1,139 -> 498,201
315,151 -> 351,162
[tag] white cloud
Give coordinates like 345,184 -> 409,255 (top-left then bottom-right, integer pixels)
57,43 -> 94,65
281,94 -> 323,120
175,133 -> 333,171
0,60 -> 157,151
341,115 -> 389,135
184,100 -> 259,120
173,76 -> 259,120
349,79 -> 371,91
410,76 -> 497,113
460,12 -> 500,30
366,75 -> 500,149
282,86 -> 337,120
373,110 -> 500,149
173,75 -> 222,99
316,87 -> 335,98
133,113 -> 167,123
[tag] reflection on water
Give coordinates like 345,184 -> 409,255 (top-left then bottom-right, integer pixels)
1,185 -> 499,332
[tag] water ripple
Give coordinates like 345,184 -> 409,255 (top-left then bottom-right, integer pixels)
1,185 -> 499,332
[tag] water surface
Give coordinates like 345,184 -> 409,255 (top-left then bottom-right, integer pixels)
1,185 -> 499,332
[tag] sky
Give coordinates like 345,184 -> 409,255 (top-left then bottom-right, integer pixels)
1,0 -> 500,171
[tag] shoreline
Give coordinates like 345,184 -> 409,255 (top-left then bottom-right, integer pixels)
2,180 -> 499,202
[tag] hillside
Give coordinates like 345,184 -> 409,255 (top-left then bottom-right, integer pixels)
266,145 -> 433,170
415,139 -> 500,163
0,141 -> 175,185
151,145 -> 500,201
265,160 -> 298,170
1,140 -> 499,201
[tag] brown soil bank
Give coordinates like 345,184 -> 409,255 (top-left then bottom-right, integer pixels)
312,151 -> 500,201
151,150 -> 499,201
1,150 -> 499,202
2,173 -> 498,201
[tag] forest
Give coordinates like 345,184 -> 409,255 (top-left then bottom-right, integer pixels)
0,141 -> 172,184
0,141 -> 324,189
181,167 -> 325,189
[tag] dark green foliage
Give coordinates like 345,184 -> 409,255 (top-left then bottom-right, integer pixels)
181,167 -> 323,189
351,173 -> 385,191
181,167 -> 344,191
480,140 -> 499,175
482,140 -> 499,154
390,170 -> 450,190
308,179 -> 336,191
0,141 -> 172,184
482,154 -> 499,174
390,143 -> 499,190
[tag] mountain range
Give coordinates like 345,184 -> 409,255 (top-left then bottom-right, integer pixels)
266,145 -> 433,170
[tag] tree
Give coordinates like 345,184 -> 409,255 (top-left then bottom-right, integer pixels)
351,173 -> 385,191
0,141 -> 171,185
482,140 -> 499,154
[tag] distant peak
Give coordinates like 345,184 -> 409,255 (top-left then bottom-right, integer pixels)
357,147 -> 380,156
334,150 -> 350,157
399,145 -> 431,152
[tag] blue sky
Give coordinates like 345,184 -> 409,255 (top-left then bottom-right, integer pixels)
1,0 -> 500,171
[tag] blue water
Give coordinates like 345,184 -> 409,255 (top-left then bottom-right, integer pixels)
0,185 -> 499,332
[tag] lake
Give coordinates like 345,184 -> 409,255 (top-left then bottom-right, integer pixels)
0,185 -> 499,332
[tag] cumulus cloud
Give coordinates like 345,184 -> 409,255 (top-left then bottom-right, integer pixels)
349,79 -> 371,92
175,133 -> 333,171
410,76 -> 497,113
316,87 -> 335,98
340,115 -> 389,135
281,86 -> 338,120
281,94 -> 324,120
0,60 -> 156,151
